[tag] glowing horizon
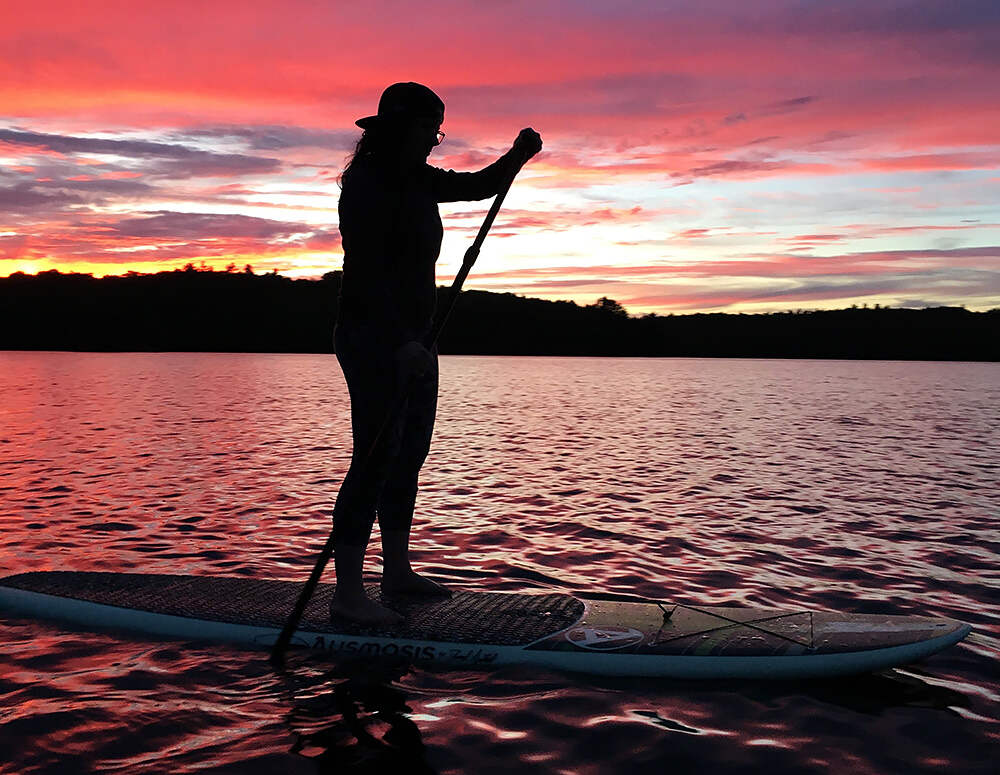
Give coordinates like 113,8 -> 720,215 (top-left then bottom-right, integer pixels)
2,0 -> 998,314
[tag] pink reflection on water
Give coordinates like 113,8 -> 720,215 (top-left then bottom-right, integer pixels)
0,352 -> 997,773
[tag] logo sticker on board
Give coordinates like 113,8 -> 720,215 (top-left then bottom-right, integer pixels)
566,626 -> 644,651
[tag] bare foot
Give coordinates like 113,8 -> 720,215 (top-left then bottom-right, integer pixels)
381,569 -> 452,598
330,593 -> 404,627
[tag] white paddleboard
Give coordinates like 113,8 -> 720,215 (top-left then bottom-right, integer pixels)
0,572 -> 971,679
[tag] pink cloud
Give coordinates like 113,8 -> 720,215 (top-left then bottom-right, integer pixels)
467,246 -> 1000,285
1,1 -> 997,312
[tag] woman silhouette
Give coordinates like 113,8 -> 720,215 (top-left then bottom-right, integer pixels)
331,82 -> 542,625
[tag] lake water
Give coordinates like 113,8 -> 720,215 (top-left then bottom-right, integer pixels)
1,352 -> 997,774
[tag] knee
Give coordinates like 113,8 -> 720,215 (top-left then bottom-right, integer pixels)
332,506 -> 377,544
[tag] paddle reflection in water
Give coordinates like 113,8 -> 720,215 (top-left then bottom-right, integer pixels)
277,659 -> 435,774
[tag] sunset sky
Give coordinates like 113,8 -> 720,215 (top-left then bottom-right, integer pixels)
2,0 -> 998,314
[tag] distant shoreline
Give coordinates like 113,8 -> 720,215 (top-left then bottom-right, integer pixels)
2,269 -> 997,361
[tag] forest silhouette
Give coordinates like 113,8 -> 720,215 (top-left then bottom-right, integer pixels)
1,267 -> 996,360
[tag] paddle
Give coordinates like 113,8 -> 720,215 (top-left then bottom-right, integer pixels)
270,148 -> 530,665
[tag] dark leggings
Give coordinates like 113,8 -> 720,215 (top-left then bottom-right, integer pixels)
331,323 -> 439,545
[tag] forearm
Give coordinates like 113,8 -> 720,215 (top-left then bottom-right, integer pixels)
430,147 -> 520,202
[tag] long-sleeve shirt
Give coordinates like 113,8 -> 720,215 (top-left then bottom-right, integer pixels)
336,150 -> 517,347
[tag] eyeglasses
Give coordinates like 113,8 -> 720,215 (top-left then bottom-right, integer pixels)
434,130 -> 446,145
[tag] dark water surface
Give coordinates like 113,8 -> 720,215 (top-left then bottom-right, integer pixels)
1,352 -> 997,774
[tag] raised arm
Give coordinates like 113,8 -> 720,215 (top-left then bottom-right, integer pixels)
429,128 -> 542,203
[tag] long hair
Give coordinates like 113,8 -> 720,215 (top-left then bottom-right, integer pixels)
339,121 -> 409,188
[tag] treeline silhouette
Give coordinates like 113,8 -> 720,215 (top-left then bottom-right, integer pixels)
1,267 -> 997,360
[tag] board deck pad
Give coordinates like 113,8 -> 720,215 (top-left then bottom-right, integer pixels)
0,571 -> 971,678
0,571 -> 584,645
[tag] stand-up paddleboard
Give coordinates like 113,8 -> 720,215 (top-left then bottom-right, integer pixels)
0,572 -> 970,679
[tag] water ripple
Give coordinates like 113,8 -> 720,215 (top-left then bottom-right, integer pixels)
0,353 -> 997,774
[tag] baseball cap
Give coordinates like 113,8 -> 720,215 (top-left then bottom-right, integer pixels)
355,82 -> 445,129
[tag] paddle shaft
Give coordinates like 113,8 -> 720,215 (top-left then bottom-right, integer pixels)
269,150 -> 528,664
